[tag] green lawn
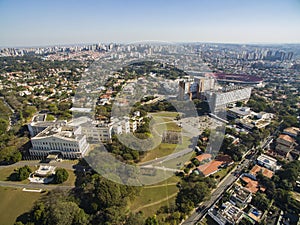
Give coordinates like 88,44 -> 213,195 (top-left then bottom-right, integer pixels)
140,136 -> 192,164
130,184 -> 179,217
150,111 -> 180,117
0,167 -> 76,186
0,166 -> 37,184
147,175 -> 180,186
0,187 -> 45,225
140,143 -> 177,163
154,122 -> 181,134
139,111 -> 191,163
143,196 -> 177,218
0,167 -> 16,181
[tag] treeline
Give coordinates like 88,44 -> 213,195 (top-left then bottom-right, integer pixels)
247,91 -> 299,129
0,99 -> 25,164
120,61 -> 187,80
0,55 -> 87,74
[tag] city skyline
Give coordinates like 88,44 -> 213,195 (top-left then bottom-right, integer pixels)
1,0 -> 300,47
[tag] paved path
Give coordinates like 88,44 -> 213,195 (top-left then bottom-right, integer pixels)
0,181 -> 74,190
144,183 -> 178,189
141,165 -> 182,173
139,147 -> 194,166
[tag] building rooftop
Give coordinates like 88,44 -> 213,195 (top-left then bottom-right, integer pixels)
197,160 -> 223,177
257,154 -> 277,167
283,127 -> 300,136
220,202 -> 244,224
195,153 -> 212,162
240,176 -> 265,193
34,125 -> 82,141
231,185 -> 252,203
247,206 -> 263,222
228,107 -> 252,117
278,134 -> 296,144
250,165 -> 274,178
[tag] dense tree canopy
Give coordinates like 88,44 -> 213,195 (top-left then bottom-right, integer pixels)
54,168 -> 69,184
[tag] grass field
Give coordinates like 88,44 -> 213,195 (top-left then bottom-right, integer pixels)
154,122 -> 181,134
140,143 -> 177,162
142,195 -> 177,218
150,111 -> 180,117
0,167 -> 17,181
0,166 -> 76,186
0,166 -> 38,184
0,187 -> 45,225
139,111 -> 191,163
130,182 -> 179,217
147,175 -> 180,186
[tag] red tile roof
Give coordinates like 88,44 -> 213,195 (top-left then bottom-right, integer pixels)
278,134 -> 296,143
195,153 -> 212,162
197,160 -> 223,177
250,165 -> 274,178
241,176 -> 266,193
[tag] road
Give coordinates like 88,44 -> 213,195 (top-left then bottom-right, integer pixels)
0,181 -> 74,190
139,147 -> 194,166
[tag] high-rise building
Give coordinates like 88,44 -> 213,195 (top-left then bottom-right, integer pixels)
206,86 -> 252,112
178,80 -> 186,100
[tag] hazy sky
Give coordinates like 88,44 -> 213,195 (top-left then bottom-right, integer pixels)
1,0 -> 300,47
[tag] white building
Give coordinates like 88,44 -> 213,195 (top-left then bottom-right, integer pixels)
81,121 -> 113,143
207,86 -> 252,112
256,154 -> 278,171
227,107 -> 252,119
30,125 -> 89,159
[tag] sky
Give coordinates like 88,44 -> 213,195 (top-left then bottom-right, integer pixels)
1,0 -> 300,47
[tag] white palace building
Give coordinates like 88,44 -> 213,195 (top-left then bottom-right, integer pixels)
29,125 -> 89,159
28,112 -> 143,159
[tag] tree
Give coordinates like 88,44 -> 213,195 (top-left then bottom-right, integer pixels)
239,217 -> 253,225
23,105 -> 37,119
46,114 -> 56,121
144,215 -> 159,225
12,165 -> 32,181
125,212 -> 145,225
48,103 -> 59,115
251,192 -> 270,211
176,182 -> 210,214
0,118 -> 9,135
274,189 -> 291,210
104,206 -> 127,224
0,146 -> 22,164
47,201 -> 88,225
54,168 -> 69,184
